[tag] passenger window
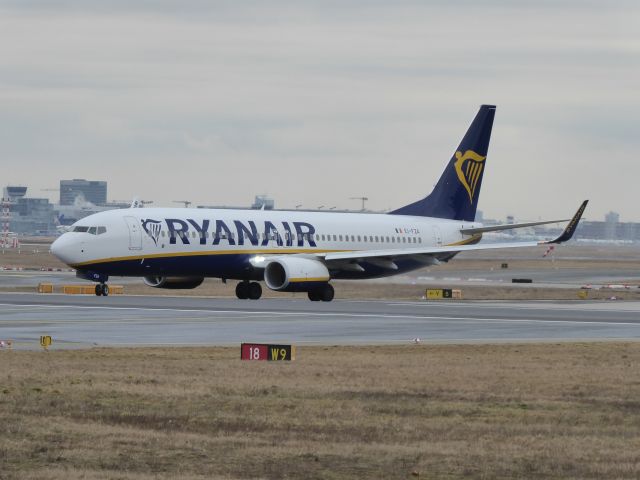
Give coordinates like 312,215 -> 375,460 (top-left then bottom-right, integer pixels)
332,235 -> 337,241
402,237 -> 406,243
339,235 -> 343,241
374,236 -> 378,242
392,237 -> 395,243
419,237 -> 422,243
363,236 -> 367,242
357,235 -> 361,242
386,236 -> 390,242
350,235 -> 355,242
369,236 -> 373,242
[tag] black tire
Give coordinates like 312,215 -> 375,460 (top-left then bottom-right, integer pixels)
320,284 -> 334,302
308,290 -> 320,301
248,282 -> 262,300
235,282 -> 249,300
102,284 -> 109,297
95,284 -> 103,296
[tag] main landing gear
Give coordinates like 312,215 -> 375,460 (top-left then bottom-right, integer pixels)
236,281 -> 262,300
95,283 -> 109,296
307,283 -> 334,302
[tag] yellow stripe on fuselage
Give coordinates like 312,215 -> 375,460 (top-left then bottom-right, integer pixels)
445,234 -> 483,246
69,248 -> 350,268
70,234 -> 482,269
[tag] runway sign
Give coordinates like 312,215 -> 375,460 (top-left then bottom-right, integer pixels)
40,335 -> 52,350
426,289 -> 462,300
241,343 -> 295,361
61,285 -> 125,295
37,283 -> 53,293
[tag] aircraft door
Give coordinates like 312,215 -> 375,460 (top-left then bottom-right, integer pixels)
432,226 -> 443,247
124,216 -> 143,250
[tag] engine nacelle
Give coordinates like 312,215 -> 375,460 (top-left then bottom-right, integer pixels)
143,276 -> 204,289
264,257 -> 330,292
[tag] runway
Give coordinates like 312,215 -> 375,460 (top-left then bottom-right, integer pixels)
1,292 -> 640,349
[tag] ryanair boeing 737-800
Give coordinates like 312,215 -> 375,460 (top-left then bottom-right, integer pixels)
50,105 -> 588,301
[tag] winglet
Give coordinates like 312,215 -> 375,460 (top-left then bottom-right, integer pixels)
542,200 -> 588,244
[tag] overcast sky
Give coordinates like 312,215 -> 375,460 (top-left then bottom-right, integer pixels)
0,1 -> 638,221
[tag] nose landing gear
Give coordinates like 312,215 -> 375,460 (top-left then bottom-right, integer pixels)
95,283 -> 109,296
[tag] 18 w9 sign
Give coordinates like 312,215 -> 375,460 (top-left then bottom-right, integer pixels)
241,343 -> 295,361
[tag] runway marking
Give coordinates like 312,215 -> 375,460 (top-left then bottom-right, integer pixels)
384,301 -> 640,313
1,303 -> 640,327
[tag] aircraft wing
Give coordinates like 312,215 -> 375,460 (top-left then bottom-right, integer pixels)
460,218 -> 569,235
316,200 -> 588,267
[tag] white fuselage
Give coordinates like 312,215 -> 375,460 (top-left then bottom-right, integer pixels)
51,207 -> 480,280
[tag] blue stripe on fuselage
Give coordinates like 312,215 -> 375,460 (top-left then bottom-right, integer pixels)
76,252 -> 430,281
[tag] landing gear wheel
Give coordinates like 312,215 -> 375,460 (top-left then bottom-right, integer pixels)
235,282 -> 249,300
320,284 -> 334,302
248,282 -> 262,300
95,284 -> 102,296
308,290 -> 321,301
95,283 -> 109,296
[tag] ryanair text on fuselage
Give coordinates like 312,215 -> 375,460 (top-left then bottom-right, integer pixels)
145,218 -> 318,248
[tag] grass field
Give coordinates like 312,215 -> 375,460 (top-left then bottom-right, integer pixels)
2,344 -> 640,479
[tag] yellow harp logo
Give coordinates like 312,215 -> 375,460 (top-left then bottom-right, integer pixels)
454,150 -> 486,204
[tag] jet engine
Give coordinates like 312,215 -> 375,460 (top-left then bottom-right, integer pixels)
264,257 -> 330,292
143,276 -> 204,289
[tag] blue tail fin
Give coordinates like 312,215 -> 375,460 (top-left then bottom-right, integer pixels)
390,105 -> 496,221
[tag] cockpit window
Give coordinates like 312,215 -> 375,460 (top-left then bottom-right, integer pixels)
73,225 -> 107,234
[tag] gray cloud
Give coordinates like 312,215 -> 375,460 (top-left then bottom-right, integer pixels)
0,1 -> 638,220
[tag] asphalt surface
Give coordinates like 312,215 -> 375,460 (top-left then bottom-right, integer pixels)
1,292 -> 640,349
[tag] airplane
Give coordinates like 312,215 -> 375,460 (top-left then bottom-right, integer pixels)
50,105 -> 588,300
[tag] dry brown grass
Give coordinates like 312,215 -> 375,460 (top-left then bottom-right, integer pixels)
1,344 -> 640,479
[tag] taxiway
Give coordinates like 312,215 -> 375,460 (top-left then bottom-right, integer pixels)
1,292 -> 640,349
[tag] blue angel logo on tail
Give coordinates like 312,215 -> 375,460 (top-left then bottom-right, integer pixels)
141,219 -> 162,245
454,150 -> 486,204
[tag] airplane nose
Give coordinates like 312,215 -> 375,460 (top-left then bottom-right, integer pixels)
51,234 -> 81,266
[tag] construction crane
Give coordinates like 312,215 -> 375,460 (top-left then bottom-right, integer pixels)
173,200 -> 192,208
350,196 -> 368,211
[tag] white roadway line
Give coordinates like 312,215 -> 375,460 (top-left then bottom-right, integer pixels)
384,301 -> 640,313
0,303 -> 639,327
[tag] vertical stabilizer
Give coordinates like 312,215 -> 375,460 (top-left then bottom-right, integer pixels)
390,105 -> 496,221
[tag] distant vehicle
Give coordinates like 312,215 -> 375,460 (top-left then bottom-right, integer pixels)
51,105 -> 587,300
